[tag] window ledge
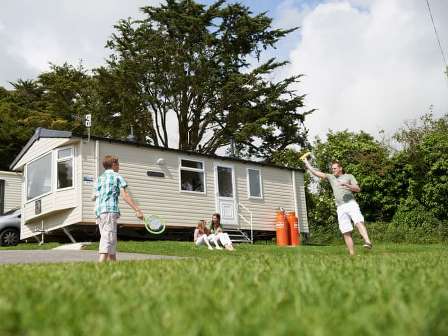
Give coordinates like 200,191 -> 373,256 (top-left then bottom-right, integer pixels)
180,190 -> 206,195
25,191 -> 52,204
56,186 -> 75,192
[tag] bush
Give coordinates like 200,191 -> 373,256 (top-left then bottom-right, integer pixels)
389,199 -> 446,243
306,192 -> 340,244
305,193 -> 448,244
307,220 -> 447,245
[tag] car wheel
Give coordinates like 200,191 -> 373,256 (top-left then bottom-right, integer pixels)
0,228 -> 20,246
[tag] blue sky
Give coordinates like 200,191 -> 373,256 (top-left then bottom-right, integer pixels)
1,0 -> 447,141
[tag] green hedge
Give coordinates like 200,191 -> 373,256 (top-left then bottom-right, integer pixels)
307,221 -> 448,245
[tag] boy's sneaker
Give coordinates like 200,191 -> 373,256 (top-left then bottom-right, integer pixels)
363,242 -> 372,250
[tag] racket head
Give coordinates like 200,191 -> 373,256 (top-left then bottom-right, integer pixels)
299,151 -> 312,161
144,215 -> 166,235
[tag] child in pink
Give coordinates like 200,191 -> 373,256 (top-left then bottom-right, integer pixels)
193,220 -> 214,250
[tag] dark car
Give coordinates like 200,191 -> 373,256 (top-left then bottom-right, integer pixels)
0,208 -> 21,246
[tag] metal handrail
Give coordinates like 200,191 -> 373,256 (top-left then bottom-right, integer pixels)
238,202 -> 253,243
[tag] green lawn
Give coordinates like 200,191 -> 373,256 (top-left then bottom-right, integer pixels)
0,242 -> 447,336
0,242 -> 61,250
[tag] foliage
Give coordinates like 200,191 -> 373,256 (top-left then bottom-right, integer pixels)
306,192 -> 338,241
0,63 -> 94,170
98,0 -> 312,159
392,197 -> 440,229
0,94 -> 34,170
393,113 -> 448,220
386,195 -> 448,243
0,241 -> 447,336
271,147 -> 309,169
302,114 -> 448,239
308,220 -> 448,245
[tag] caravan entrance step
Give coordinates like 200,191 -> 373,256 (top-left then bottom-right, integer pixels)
222,227 -> 252,244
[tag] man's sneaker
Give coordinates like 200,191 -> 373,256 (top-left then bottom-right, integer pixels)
363,242 -> 373,250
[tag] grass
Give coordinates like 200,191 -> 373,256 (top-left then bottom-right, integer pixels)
0,242 -> 61,250
0,241 -> 447,336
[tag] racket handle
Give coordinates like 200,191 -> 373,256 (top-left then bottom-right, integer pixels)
300,152 -> 311,161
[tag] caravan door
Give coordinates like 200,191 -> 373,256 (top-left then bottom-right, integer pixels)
214,164 -> 238,226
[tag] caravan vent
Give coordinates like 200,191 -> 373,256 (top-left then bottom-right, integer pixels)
147,171 -> 165,178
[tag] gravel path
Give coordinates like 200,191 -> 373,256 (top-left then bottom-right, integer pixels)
0,250 -> 181,264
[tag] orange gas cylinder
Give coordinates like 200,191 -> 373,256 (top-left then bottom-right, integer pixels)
287,212 -> 300,246
276,211 -> 289,246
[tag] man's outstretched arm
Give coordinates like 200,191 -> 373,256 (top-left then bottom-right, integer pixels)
303,158 -> 327,180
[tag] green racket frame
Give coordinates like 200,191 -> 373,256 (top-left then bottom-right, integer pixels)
144,215 -> 166,235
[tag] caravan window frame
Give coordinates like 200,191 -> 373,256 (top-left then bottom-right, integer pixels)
55,146 -> 75,191
178,158 -> 206,194
246,168 -> 263,199
25,146 -> 76,203
25,152 -> 53,202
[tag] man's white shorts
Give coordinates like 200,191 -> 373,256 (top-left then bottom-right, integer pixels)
98,213 -> 119,254
336,200 -> 364,234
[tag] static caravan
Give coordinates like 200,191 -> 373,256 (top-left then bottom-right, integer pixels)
0,171 -> 22,215
10,128 -> 309,242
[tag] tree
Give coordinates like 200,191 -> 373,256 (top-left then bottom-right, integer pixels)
0,63 -> 95,170
0,88 -> 33,170
98,0 -> 312,160
36,62 -> 95,133
393,113 -> 448,220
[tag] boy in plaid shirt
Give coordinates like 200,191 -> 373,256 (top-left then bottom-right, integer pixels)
94,155 -> 144,262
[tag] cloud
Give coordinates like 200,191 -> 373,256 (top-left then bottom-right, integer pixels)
0,0 -> 161,87
284,0 -> 448,140
2,0 -> 447,148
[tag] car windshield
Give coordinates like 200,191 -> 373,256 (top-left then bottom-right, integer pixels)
2,208 -> 20,216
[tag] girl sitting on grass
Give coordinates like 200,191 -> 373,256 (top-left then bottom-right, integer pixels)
209,213 -> 234,251
193,220 -> 214,250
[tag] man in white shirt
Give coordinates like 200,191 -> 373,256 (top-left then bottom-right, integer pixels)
302,157 -> 372,256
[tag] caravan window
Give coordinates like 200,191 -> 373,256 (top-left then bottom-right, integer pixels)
179,159 -> 205,193
27,153 -> 52,200
217,166 -> 233,197
57,147 -> 73,189
247,168 -> 263,198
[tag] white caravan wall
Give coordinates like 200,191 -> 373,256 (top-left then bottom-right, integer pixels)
20,141 -> 82,239
235,165 -> 296,231
81,140 -> 301,231
0,171 -> 22,212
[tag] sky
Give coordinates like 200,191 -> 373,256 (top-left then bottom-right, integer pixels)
1,0 -> 447,143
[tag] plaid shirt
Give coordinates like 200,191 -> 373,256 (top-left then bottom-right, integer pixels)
94,169 -> 128,217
